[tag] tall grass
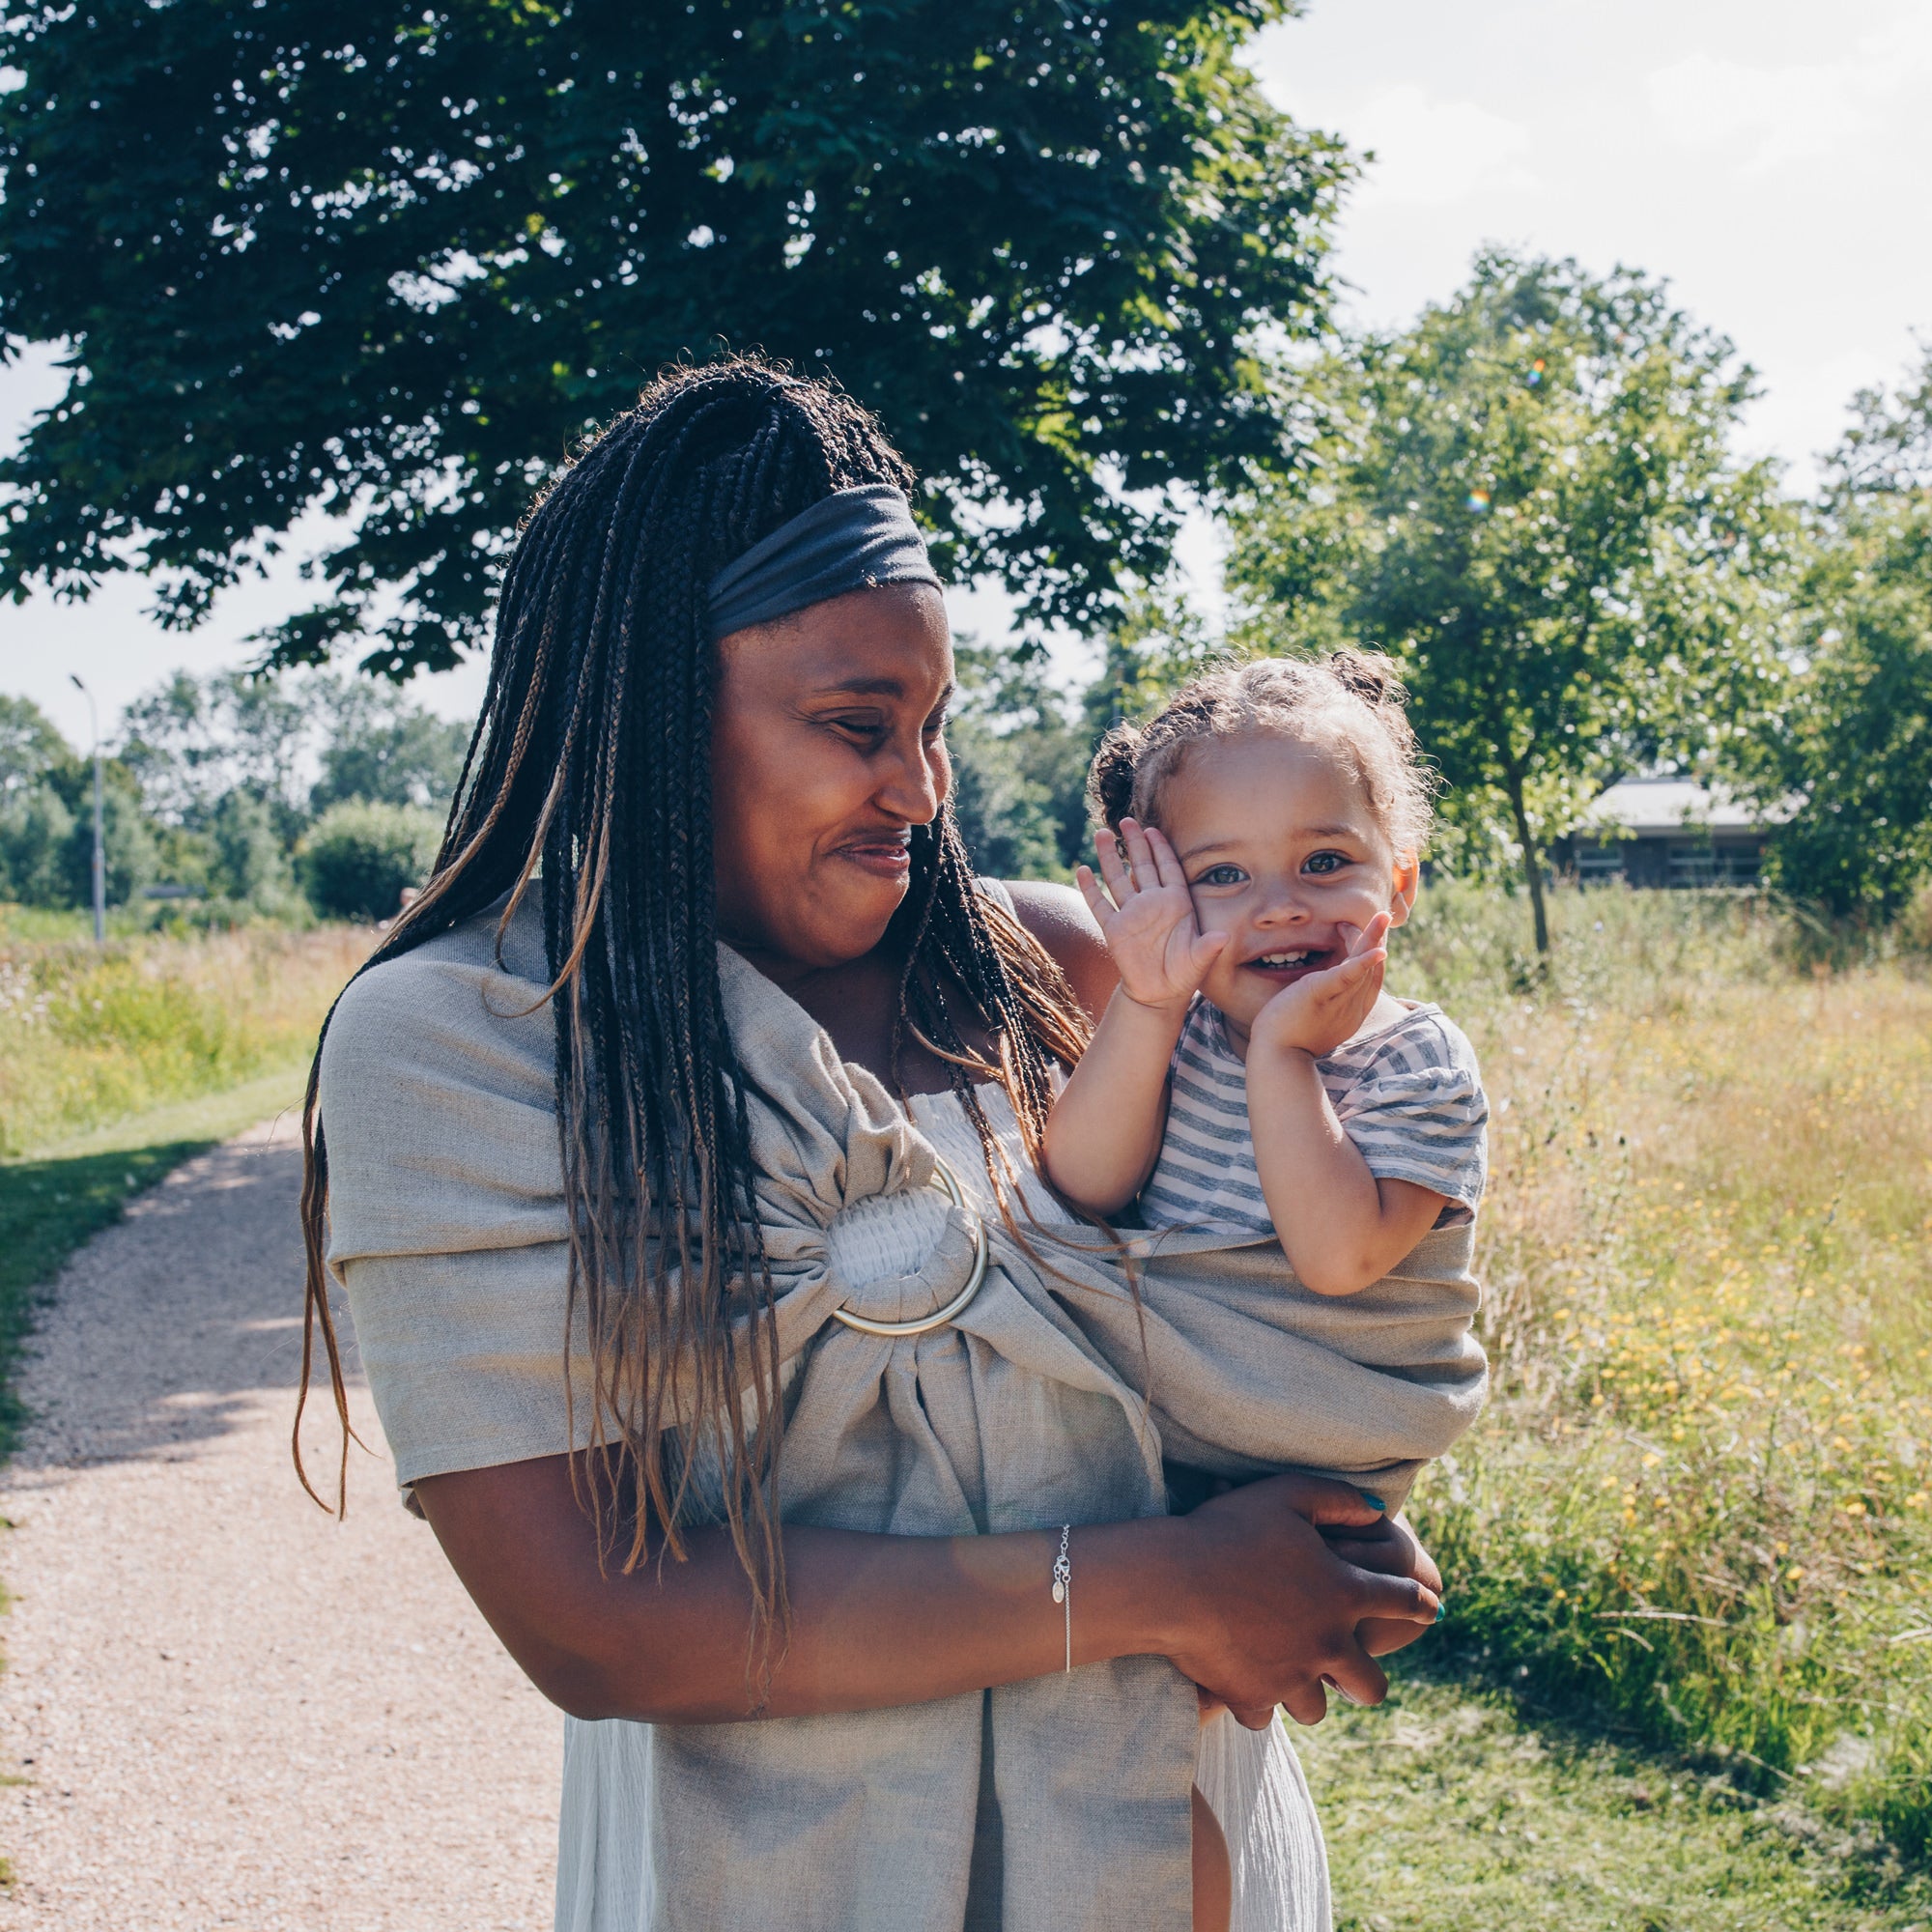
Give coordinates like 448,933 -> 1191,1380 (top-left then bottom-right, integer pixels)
1390,883 -> 1932,1861
0,913 -> 370,1155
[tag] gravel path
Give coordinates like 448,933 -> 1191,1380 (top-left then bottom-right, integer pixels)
0,1117 -> 561,1929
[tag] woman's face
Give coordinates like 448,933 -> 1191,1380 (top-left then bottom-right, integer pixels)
711,582 -> 954,978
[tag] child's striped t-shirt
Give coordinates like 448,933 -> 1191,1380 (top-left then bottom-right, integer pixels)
1139,997 -> 1489,1237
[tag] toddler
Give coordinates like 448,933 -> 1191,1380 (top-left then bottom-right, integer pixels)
1044,651 -> 1487,1300
1043,653 -> 1488,1932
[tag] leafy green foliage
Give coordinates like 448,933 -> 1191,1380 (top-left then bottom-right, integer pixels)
1226,251 -> 1794,952
297,798 -> 440,920
1739,355 -> 1932,921
0,0 -> 1351,672
0,692 -> 75,796
308,678 -> 469,813
946,638 -> 1093,881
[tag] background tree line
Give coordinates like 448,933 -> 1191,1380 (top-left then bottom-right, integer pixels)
0,671 -> 467,923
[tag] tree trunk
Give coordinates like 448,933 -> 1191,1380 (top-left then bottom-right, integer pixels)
1505,772 -> 1550,958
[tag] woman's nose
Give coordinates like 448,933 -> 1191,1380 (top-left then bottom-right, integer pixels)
875,736 -> 944,825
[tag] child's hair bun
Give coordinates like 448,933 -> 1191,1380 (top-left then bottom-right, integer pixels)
1325,647 -> 1410,712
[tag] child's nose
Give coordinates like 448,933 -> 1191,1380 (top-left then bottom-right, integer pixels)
1254,883 -> 1309,925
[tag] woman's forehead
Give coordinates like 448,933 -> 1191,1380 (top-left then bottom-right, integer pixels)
716,582 -> 953,699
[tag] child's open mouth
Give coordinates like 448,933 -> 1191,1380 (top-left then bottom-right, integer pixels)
1241,946 -> 1333,983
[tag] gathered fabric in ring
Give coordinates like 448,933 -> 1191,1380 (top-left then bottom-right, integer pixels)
706,483 -> 942,639
827,1156 -> 989,1337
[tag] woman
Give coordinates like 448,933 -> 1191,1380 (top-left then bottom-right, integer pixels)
298,357 -> 1443,1932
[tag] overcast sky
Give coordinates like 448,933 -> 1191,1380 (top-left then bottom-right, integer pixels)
6,0 -> 1929,749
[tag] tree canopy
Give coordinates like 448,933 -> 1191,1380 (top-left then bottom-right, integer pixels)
1226,251 -> 1793,952
0,0 -> 1350,674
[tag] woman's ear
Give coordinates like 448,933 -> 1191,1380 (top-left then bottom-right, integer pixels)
1386,851 -> 1421,930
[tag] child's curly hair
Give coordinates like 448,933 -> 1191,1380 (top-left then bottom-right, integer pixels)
1087,651 -> 1438,856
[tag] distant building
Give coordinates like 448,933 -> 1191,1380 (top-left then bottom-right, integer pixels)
1553,778 -> 1776,888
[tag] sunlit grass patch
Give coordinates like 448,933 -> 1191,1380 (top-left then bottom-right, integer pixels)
1389,883 -> 1932,1861
1303,1674 -> 1932,1931
0,920 -> 369,1155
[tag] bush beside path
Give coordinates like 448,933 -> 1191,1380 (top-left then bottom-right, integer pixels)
0,1117 -> 559,1928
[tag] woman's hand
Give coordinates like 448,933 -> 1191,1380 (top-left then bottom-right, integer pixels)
1322,1509 -> 1444,1658
1159,1475 -> 1440,1729
1075,818 -> 1226,1015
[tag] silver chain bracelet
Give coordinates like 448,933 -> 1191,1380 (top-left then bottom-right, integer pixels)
1051,1524 -> 1071,1673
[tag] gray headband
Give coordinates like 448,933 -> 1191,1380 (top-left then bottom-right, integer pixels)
706,484 -> 942,639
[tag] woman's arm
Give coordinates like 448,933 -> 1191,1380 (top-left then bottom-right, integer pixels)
1005,878 -> 1117,1023
414,1458 -> 1440,1730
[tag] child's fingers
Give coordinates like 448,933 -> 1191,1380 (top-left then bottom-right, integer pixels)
1074,864 -> 1116,926
1118,816 -> 1158,893
1189,929 -> 1230,974
1339,912 -> 1393,962
1094,833 -> 1132,904
1143,823 -> 1185,892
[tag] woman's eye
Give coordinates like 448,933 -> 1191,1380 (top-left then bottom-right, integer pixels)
829,716 -> 887,740
1195,865 -> 1247,888
1303,851 -> 1349,876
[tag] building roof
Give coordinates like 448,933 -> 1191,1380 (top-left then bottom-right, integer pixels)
1579,777 -> 1773,836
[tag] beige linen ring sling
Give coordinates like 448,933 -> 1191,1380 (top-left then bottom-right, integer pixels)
321,897 -> 1485,1932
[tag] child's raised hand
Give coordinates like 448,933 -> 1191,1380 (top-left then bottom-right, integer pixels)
1075,818 -> 1228,1014
1249,912 -> 1392,1059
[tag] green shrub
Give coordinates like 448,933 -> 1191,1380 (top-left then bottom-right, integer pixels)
297,800 -> 440,922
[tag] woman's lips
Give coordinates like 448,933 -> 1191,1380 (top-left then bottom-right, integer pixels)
836,837 -> 912,879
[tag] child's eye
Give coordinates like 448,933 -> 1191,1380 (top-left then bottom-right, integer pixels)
1194,864 -> 1248,888
1303,851 -> 1350,876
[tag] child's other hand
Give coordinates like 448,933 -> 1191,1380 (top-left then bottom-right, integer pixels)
1076,818 -> 1228,1014
1248,913 -> 1391,1059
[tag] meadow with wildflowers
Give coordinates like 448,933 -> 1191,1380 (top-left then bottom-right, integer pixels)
1376,882 -> 1932,1883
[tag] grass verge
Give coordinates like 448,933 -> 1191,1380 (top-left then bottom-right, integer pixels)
1304,1673 -> 1932,1931
1390,882 -> 1932,1862
0,1065 -> 315,1453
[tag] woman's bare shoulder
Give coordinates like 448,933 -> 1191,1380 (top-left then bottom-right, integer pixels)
1001,880 -> 1118,1022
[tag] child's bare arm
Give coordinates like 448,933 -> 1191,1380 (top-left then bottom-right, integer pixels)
1243,914 -> 1447,1296
1042,820 -> 1226,1215
1244,1048 -> 1449,1295
1044,988 -> 1187,1213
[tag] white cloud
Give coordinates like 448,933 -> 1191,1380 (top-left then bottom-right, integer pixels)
1348,84 -> 1539,209
1647,12 -> 1932,175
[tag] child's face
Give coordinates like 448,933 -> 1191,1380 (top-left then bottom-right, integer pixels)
1158,728 -> 1420,1037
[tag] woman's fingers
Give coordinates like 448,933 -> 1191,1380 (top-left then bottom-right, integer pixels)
1350,1567 -> 1440,1627
1265,1472 -> 1388,1531
1276,1683 -> 1328,1728
1321,1645 -> 1391,1711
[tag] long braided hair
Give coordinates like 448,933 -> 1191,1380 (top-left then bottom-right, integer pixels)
295,356 -> 1091,1648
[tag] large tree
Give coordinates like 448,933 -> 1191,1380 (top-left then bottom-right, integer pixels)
0,0 -> 1350,674
1226,251 -> 1793,954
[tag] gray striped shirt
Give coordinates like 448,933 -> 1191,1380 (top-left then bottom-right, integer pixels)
1140,999 -> 1488,1238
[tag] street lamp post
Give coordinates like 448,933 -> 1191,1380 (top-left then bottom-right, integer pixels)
70,673 -> 105,946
